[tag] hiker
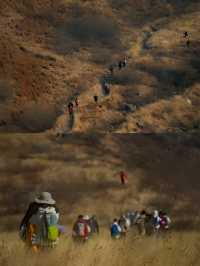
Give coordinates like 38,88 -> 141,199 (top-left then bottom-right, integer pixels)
68,102 -> 74,115
19,192 -> 60,252
89,215 -> 99,235
118,61 -> 123,70
159,211 -> 171,230
118,215 -> 130,236
126,211 -> 139,226
72,215 -> 91,242
94,95 -> 98,104
110,219 -> 122,239
122,57 -> 127,68
136,210 -> 147,236
103,82 -> 110,95
184,31 -> 188,38
152,210 -> 161,234
120,171 -> 128,185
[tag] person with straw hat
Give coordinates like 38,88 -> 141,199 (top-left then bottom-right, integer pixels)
19,192 -> 60,252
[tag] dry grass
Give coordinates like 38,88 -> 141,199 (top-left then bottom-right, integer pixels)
0,230 -> 200,266
0,133 -> 200,264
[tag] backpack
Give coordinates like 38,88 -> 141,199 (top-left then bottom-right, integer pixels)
28,207 -> 59,244
76,221 -> 88,237
111,224 -> 120,236
47,225 -> 59,241
44,210 -> 59,242
152,216 -> 160,229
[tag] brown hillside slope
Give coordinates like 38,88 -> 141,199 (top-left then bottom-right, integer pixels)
0,0 -> 199,133
0,133 -> 200,265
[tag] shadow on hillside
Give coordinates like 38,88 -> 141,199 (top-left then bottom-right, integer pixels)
109,0 -> 199,27
53,3 -> 124,55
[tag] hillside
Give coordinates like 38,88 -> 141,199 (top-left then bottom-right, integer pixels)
0,133 -> 200,265
0,0 -> 199,133
0,1 -> 200,265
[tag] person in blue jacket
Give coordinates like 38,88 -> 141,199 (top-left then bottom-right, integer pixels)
110,219 -> 122,239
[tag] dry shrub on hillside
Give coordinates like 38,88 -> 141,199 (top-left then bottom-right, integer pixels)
16,103 -> 57,132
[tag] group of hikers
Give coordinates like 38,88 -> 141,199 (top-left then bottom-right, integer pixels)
19,192 -> 171,252
65,56 -> 128,117
60,29 -> 192,132
110,209 -> 171,239
102,56 -> 128,97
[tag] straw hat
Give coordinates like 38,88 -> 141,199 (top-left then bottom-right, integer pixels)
83,215 -> 90,220
34,192 -> 55,205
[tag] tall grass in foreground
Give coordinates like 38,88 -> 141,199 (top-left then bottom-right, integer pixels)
0,230 -> 200,266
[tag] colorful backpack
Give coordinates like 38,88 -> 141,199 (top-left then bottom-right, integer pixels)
77,221 -> 87,237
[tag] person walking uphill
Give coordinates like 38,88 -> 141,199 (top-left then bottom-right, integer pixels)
120,171 -> 128,185
19,192 -> 60,252
68,102 -> 74,116
110,219 -> 122,239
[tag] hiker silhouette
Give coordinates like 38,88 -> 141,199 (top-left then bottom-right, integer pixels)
120,171 -> 128,185
68,102 -> 74,115
19,192 -> 60,252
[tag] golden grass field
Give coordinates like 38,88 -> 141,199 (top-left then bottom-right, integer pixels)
0,133 -> 200,265
1,231 -> 200,266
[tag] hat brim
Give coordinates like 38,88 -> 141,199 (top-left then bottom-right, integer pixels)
35,198 -> 55,205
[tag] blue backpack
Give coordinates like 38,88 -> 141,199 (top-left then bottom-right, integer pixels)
111,224 -> 120,236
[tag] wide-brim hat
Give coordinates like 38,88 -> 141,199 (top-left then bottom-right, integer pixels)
83,215 -> 90,220
35,192 -> 56,205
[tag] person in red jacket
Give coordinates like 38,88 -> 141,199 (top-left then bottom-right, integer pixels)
120,171 -> 128,185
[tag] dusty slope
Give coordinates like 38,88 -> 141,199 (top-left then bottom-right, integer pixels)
0,0 -> 199,133
0,133 -> 200,265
